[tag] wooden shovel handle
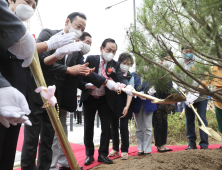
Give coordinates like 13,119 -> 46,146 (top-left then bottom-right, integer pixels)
121,88 -> 162,101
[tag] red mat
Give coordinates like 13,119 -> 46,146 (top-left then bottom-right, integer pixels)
16,127 -> 222,170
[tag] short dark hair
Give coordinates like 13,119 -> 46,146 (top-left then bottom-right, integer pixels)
79,32 -> 92,41
160,51 -> 172,58
118,53 -> 134,65
181,46 -> 190,51
6,0 -> 38,5
67,12 -> 87,23
160,52 -> 167,58
101,38 -> 118,50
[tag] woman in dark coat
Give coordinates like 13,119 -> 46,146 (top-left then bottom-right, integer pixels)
109,53 -> 134,160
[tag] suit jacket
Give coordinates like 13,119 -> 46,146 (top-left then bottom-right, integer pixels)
0,0 -> 26,49
81,55 -> 129,113
0,72 -> 10,88
60,52 -> 87,112
0,0 -> 26,88
114,72 -> 133,119
0,47 -> 34,111
58,51 -> 108,112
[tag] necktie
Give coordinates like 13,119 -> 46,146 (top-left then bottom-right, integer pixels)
100,61 -> 113,80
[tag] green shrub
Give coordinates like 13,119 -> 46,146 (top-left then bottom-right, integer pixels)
168,112 -> 188,144
167,110 -> 219,144
206,110 -> 218,131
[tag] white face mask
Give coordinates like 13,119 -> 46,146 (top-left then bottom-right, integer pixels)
68,27 -> 82,40
120,64 -> 130,73
14,4 -> 34,21
81,43 -> 91,55
102,51 -> 115,62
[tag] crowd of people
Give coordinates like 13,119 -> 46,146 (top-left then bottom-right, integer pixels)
0,0 -> 222,170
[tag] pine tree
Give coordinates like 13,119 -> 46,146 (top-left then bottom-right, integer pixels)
127,0 -> 222,102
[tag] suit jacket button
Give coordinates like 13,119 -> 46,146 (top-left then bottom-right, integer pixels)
2,33 -> 7,38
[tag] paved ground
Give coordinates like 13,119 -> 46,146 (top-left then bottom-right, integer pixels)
14,113 -> 102,167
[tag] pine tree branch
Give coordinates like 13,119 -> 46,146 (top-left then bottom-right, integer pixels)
169,0 -> 185,37
128,32 -> 205,93
182,1 -> 222,49
154,72 -> 171,80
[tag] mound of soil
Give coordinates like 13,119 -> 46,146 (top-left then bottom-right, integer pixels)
92,147 -> 222,170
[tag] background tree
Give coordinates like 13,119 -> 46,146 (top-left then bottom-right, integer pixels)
127,0 -> 222,102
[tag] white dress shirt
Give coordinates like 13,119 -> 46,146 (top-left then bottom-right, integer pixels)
91,56 -> 107,96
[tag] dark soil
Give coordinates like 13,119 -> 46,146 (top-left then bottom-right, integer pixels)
164,94 -> 186,102
92,147 -> 222,170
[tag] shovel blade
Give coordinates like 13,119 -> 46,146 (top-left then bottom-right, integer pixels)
206,127 -> 222,142
199,126 -> 212,136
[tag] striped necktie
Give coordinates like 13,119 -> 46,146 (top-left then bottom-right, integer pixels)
100,61 -> 113,80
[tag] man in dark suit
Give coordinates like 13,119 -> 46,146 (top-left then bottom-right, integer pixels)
81,38 -> 132,165
50,32 -> 93,170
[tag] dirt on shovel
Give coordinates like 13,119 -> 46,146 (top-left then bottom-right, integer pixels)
164,94 -> 186,102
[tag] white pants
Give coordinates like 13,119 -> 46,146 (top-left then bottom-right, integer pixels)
134,106 -> 153,153
50,109 -> 69,170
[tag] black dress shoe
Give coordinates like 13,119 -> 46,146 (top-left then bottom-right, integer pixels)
144,152 -> 150,155
185,145 -> 197,150
59,167 -> 83,170
98,154 -> 113,164
200,146 -> 209,150
84,156 -> 94,165
138,151 -> 144,156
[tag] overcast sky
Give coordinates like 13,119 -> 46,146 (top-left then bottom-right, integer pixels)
29,0 -> 143,61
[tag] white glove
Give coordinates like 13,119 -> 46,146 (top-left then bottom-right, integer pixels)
0,87 -> 32,128
139,91 -> 146,100
106,80 -> 118,91
45,32 -> 76,51
172,82 -> 178,90
122,85 -> 135,96
8,30 -> 36,67
185,92 -> 200,107
148,87 -> 156,95
85,83 -> 97,90
55,42 -> 84,60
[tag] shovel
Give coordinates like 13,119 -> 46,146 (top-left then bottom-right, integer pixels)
179,89 -> 221,141
121,88 -> 185,104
